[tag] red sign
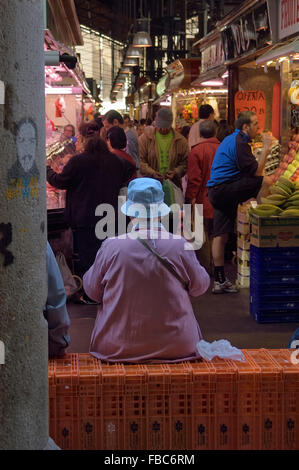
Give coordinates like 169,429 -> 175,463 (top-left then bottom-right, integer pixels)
278,231 -> 293,241
235,90 -> 266,132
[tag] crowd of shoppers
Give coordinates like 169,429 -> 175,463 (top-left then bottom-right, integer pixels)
46,105 -> 297,362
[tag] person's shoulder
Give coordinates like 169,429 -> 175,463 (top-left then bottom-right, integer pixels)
143,126 -> 155,140
237,130 -> 251,144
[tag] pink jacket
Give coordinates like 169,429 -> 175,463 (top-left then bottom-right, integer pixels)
83,227 -> 210,363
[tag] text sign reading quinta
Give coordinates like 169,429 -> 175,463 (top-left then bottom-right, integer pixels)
235,90 -> 266,132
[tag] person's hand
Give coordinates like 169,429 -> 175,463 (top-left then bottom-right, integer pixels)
262,133 -> 274,151
165,170 -> 176,181
154,171 -> 164,183
191,198 -> 196,205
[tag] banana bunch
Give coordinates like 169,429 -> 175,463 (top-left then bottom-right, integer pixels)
249,176 -> 299,216
257,176 -> 299,217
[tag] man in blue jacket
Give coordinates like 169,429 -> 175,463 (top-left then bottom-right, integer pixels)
207,111 -> 273,294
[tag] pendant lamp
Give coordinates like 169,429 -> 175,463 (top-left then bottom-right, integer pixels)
126,45 -> 142,58
132,30 -> 152,48
123,57 -> 139,67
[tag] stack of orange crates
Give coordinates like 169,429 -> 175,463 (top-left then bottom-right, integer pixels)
48,350 -> 299,450
268,349 -> 299,450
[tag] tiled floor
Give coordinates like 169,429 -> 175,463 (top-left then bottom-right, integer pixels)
66,263 -> 297,354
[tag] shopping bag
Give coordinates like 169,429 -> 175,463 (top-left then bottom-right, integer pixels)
163,179 -> 184,207
55,251 -> 82,298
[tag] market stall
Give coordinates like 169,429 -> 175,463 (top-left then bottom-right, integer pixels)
45,30 -> 92,264
45,30 -> 92,213
191,30 -> 228,123
153,58 -> 201,130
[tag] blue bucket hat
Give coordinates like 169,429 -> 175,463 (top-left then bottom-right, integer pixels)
121,178 -> 170,219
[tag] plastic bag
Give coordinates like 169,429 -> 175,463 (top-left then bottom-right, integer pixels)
163,179 -> 184,207
55,251 -> 82,298
196,339 -> 245,362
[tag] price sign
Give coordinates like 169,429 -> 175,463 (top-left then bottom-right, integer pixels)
235,90 -> 266,132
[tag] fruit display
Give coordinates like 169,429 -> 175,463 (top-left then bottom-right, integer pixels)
249,176 -> 299,217
271,132 -> 299,184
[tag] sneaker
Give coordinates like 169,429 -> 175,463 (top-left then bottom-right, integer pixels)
74,295 -> 99,305
212,279 -> 239,294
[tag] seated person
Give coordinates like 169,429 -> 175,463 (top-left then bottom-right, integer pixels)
288,328 -> 299,349
83,178 -> 210,363
44,242 -> 70,358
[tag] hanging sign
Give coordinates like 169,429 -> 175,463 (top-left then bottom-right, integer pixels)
201,39 -> 225,73
221,2 -> 271,62
279,0 -> 299,40
235,90 -> 266,132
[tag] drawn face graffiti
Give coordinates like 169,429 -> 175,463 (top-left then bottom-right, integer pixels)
16,121 -> 37,173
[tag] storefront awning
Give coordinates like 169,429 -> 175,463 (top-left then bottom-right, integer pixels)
256,39 -> 299,65
191,66 -> 227,87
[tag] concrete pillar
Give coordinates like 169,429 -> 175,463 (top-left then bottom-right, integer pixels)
0,0 -> 48,450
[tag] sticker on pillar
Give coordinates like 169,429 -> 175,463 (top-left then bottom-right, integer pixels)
6,118 -> 40,201
0,81 -> 4,105
0,340 -> 4,365
0,222 -> 14,266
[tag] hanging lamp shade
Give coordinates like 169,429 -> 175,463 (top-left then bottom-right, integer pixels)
120,67 -> 133,74
126,45 -> 142,58
132,30 -> 152,48
123,57 -> 139,67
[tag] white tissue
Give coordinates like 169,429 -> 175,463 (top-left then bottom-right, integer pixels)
196,339 -> 245,362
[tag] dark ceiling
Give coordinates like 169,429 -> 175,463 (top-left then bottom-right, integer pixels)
74,0 -> 245,43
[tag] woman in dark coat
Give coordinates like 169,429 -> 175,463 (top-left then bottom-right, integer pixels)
47,121 -> 135,283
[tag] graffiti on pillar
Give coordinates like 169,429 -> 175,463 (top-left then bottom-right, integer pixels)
6,118 -> 40,201
0,222 -> 14,266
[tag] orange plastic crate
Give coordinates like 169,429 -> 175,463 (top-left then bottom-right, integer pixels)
168,363 -> 192,450
212,357 -> 238,450
244,349 -> 283,450
53,354 -> 79,396
190,360 -> 216,450
145,364 -> 171,450
268,349 -> 299,450
123,365 -> 147,450
235,351 -> 261,450
100,363 -> 126,450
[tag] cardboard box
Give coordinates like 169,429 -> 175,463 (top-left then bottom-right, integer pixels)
250,214 -> 299,248
237,237 -> 251,251
237,220 -> 250,235
237,263 -> 250,276
237,247 -> 250,261
237,272 -> 250,288
237,204 -> 250,224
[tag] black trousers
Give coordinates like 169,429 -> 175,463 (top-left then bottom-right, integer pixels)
72,227 -> 103,278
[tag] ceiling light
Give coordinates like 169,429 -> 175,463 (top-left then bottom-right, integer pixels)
126,46 -> 142,58
123,57 -> 139,67
120,67 -> 133,74
132,31 -> 152,48
200,79 -> 224,86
